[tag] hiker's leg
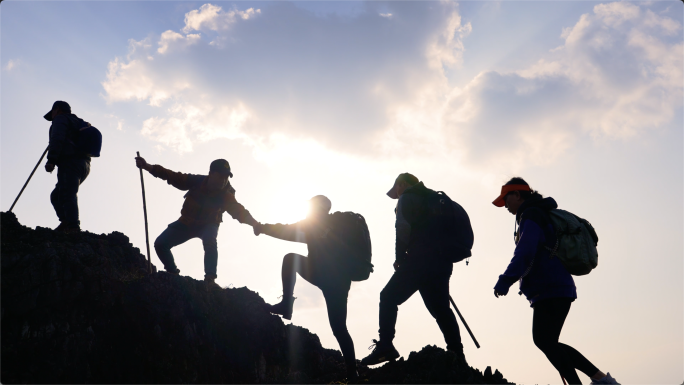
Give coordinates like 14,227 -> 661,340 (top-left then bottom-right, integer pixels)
200,223 -> 220,279
322,283 -> 356,367
378,264 -> 421,343
154,221 -> 194,272
419,264 -> 462,351
281,253 -> 314,297
50,182 -> 64,223
533,298 -> 582,384
558,343 -> 601,379
58,158 -> 90,227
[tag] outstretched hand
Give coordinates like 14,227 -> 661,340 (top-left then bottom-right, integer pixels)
253,223 -> 262,236
494,289 -> 506,298
45,163 -> 55,173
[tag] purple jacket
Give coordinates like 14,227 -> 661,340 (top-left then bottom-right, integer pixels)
494,196 -> 577,306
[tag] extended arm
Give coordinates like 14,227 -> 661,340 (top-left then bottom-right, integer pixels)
222,193 -> 259,227
135,156 -> 198,191
259,221 -> 307,243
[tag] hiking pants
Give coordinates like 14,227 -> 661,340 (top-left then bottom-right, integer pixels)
281,253 -> 356,368
532,298 -> 599,384
379,260 -> 463,351
154,221 -> 220,278
50,158 -> 90,227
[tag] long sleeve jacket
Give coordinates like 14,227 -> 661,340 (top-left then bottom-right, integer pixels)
148,164 -> 257,227
47,114 -> 90,164
494,196 -> 577,306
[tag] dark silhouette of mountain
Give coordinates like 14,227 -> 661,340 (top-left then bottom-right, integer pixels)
1,211 -> 512,384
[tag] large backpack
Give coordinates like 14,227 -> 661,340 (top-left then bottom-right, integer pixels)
75,123 -> 102,157
409,188 -> 474,263
544,209 -> 599,276
326,212 -> 374,281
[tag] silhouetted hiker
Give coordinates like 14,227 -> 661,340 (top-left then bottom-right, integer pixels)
135,156 -> 258,285
492,177 -> 618,385
254,195 -> 373,380
44,101 -> 95,234
361,173 -> 472,367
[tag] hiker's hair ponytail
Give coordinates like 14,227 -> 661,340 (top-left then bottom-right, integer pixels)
505,177 -> 543,200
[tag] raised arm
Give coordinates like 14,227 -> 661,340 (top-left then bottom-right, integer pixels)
135,156 -> 199,191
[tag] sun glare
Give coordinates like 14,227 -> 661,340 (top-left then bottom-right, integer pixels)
266,193 -> 310,225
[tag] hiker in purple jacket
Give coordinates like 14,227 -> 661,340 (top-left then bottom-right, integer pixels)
492,178 -> 618,385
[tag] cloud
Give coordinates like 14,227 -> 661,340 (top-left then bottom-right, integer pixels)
433,1 -> 683,168
102,2 -> 471,154
102,1 -> 680,172
182,4 -> 261,33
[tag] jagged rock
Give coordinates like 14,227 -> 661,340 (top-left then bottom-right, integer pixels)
1,212 -> 513,384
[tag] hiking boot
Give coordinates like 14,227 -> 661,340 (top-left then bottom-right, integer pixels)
590,373 -> 620,385
346,361 -> 359,382
265,296 -> 296,320
54,223 -> 66,232
447,347 -> 468,367
165,268 -> 180,275
204,275 -> 218,285
360,339 -> 400,366
60,225 -> 81,234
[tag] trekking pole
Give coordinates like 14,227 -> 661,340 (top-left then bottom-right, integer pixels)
449,295 -> 480,348
9,145 -> 49,212
136,151 -> 152,273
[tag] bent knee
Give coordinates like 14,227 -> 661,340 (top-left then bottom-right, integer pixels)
154,237 -> 170,250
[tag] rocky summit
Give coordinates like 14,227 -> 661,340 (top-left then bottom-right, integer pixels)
1,211 -> 512,384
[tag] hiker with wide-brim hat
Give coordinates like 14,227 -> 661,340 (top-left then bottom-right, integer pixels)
135,156 -> 259,285
44,101 -> 93,234
492,177 -> 618,385
254,195 -> 373,381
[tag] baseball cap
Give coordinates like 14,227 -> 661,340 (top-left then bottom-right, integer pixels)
209,159 -> 233,177
43,101 -> 71,121
492,184 -> 531,207
387,173 -> 419,199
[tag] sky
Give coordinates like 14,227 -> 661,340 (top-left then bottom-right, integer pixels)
1,1 -> 682,383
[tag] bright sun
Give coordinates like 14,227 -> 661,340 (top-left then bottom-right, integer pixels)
265,193 -> 310,225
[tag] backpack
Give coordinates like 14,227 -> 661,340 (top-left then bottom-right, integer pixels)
544,209 -> 599,276
326,212 -> 374,281
76,123 -> 102,157
422,191 -> 474,263
406,186 -> 474,263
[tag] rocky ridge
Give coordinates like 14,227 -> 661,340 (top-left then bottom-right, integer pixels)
1,212 -> 511,384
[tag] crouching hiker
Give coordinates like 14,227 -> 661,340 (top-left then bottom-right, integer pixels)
44,101 -> 100,234
492,177 -> 618,385
135,156 -> 259,284
254,195 -> 373,380
361,173 -> 473,366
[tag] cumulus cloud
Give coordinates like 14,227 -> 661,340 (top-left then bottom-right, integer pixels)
434,1 -> 683,168
182,4 -> 261,33
102,1 -> 680,170
102,1 -> 470,154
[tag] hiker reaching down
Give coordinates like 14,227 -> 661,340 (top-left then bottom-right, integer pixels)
492,177 -> 618,385
254,195 -> 373,381
135,156 -> 258,284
